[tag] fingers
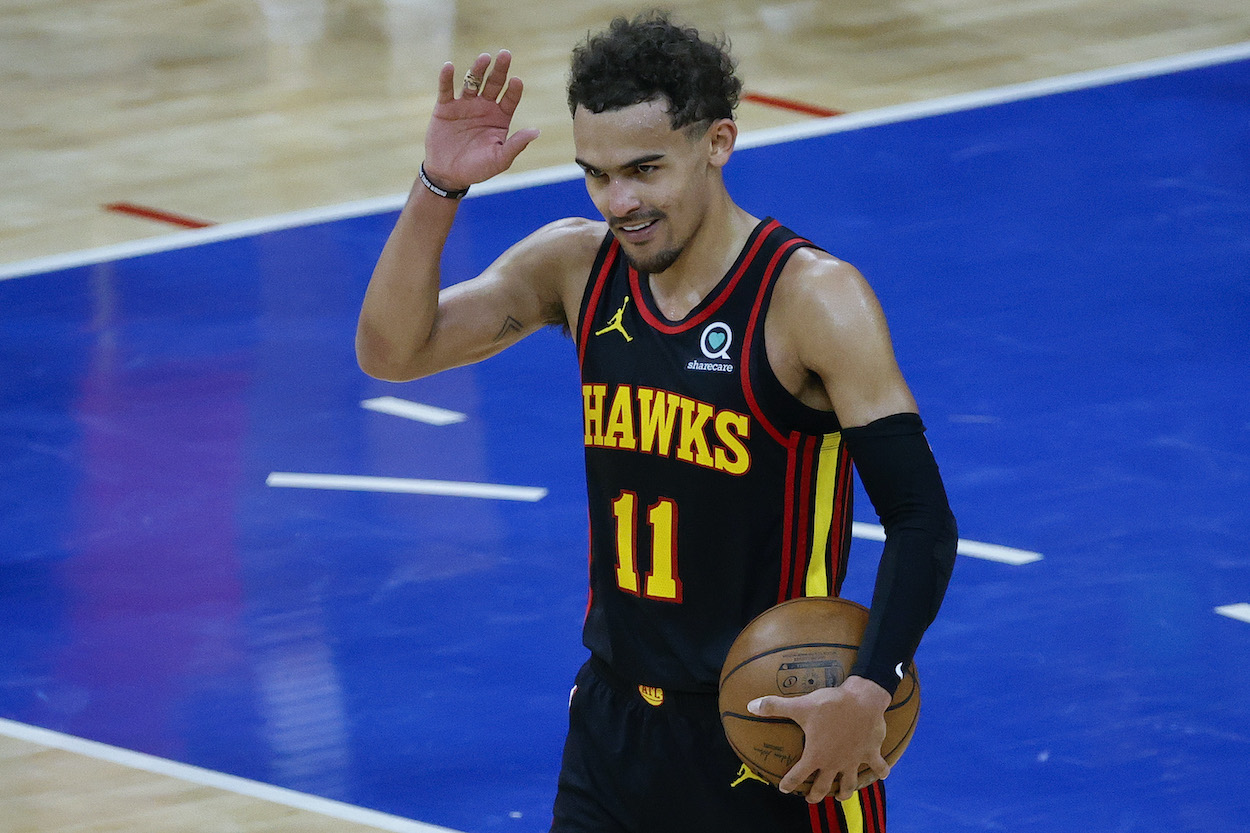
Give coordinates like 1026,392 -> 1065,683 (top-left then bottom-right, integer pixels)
777,759 -> 813,796
436,62 -> 455,104
463,51 -> 526,105
479,49 -> 512,100
498,76 -> 525,117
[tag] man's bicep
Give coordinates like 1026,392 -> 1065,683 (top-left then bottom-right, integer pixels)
408,220 -> 596,377
797,263 -> 918,428
426,269 -> 556,367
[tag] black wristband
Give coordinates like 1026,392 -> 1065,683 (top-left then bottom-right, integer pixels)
418,164 -> 470,199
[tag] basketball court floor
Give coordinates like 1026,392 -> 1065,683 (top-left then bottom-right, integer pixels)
2,4 -> 1249,832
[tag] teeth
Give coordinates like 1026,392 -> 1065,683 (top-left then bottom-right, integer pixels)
622,220 -> 654,232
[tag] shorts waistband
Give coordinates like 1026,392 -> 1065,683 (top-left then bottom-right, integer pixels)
588,656 -> 719,715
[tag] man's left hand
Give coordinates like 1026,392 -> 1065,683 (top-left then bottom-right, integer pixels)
748,676 -> 892,803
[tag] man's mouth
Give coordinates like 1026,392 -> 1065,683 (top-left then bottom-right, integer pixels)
613,215 -> 662,238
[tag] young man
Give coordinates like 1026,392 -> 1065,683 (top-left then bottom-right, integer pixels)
357,12 -> 957,833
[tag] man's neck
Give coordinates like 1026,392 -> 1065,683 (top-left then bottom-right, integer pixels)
647,199 -> 759,321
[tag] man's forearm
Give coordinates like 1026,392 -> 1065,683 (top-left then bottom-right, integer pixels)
842,412 -> 958,694
356,179 -> 461,381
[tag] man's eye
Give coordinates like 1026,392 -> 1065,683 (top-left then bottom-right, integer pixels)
636,165 -> 656,174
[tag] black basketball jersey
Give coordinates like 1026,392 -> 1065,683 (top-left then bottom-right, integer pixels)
574,218 -> 855,694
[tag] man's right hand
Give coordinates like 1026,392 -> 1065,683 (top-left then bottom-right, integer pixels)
423,50 -> 541,192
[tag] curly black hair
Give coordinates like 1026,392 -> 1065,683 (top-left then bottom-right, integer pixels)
567,10 -> 742,131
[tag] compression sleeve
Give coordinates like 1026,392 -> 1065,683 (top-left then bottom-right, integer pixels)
842,412 -> 958,695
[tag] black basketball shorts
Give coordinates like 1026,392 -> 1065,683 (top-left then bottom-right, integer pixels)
550,658 -> 887,833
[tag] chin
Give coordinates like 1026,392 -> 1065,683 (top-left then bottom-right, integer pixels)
623,244 -> 683,275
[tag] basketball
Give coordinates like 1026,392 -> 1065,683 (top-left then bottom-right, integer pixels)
718,596 -> 920,795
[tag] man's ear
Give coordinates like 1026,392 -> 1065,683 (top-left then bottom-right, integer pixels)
707,118 -> 738,168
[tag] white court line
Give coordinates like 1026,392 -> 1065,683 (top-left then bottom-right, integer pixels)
266,472 -> 548,502
736,40 -> 1250,151
361,396 -> 467,426
851,521 -> 1043,566
0,718 -> 464,833
4,40 -> 1249,282
1215,603 -> 1250,624
266,477 -> 1038,562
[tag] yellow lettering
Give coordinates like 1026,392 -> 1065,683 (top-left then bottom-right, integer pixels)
586,384 -> 752,477
583,384 -> 608,447
637,387 -> 679,457
713,410 -> 751,474
675,397 -> 714,467
612,491 -> 640,594
605,385 -> 637,451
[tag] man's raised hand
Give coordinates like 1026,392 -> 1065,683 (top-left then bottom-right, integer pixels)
423,50 -> 540,192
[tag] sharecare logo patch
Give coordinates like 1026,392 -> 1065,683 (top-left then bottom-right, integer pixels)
691,321 -> 735,372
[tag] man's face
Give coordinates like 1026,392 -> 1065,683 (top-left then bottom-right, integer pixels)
573,99 -> 717,274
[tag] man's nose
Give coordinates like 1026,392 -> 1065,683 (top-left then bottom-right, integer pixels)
607,180 -> 642,219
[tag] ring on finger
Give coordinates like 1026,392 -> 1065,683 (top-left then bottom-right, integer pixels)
463,71 -> 483,93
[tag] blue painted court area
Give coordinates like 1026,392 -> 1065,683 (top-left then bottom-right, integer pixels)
2,55 -> 1249,832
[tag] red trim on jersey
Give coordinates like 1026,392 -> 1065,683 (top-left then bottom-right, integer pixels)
791,435 -> 817,599
810,796 -> 845,833
577,238 -> 621,365
778,435 -> 800,604
583,509 -> 595,623
826,441 -> 853,596
739,234 -> 811,446
866,780 -> 887,832
628,219 -> 782,334
808,801 -> 826,832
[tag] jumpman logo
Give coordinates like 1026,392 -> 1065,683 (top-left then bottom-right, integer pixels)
730,764 -> 769,788
595,296 -> 634,342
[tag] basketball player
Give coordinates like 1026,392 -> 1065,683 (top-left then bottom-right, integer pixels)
357,12 -> 957,833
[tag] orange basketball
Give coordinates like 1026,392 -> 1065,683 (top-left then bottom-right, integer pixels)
718,596 -> 920,795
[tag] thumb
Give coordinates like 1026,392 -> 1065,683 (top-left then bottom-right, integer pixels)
501,128 -> 541,166
747,695 -> 788,717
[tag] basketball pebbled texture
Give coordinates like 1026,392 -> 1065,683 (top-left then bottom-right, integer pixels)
718,596 -> 920,794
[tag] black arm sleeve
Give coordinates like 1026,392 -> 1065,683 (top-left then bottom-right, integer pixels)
842,412 -> 957,694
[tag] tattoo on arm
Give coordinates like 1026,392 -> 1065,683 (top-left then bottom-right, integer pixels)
494,316 -> 524,342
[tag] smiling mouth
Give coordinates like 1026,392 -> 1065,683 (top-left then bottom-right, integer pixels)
612,215 -> 662,237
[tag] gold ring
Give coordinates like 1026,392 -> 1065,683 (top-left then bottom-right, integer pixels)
463,72 -> 483,93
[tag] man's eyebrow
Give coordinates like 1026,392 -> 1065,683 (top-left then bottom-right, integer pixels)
575,153 -> 666,171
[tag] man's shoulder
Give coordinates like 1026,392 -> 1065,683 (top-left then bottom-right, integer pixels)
493,218 -> 610,326
527,216 -> 609,256
510,217 -> 609,281
774,244 -> 870,303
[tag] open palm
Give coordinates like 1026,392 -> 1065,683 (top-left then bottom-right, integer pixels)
423,50 -> 541,191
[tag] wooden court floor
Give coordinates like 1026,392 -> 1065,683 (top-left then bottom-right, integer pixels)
2,1 -> 1249,831
4,0 -> 1250,266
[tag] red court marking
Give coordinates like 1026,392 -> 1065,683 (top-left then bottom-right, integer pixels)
742,92 -> 844,118
103,202 -> 215,229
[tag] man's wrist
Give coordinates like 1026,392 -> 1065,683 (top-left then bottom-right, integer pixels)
418,164 -> 471,199
844,675 -> 892,711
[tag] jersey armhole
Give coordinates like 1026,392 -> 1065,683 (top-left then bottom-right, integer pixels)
742,240 -> 845,440
576,234 -> 621,364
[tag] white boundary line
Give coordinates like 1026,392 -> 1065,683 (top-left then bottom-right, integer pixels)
736,40 -> 1250,151
851,522 -> 1042,566
266,472 -> 548,502
361,396 -> 468,426
0,717 -> 464,833
3,41 -> 1248,283
1215,603 -> 1250,624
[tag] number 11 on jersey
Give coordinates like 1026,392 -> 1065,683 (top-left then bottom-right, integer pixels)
610,491 -> 682,602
